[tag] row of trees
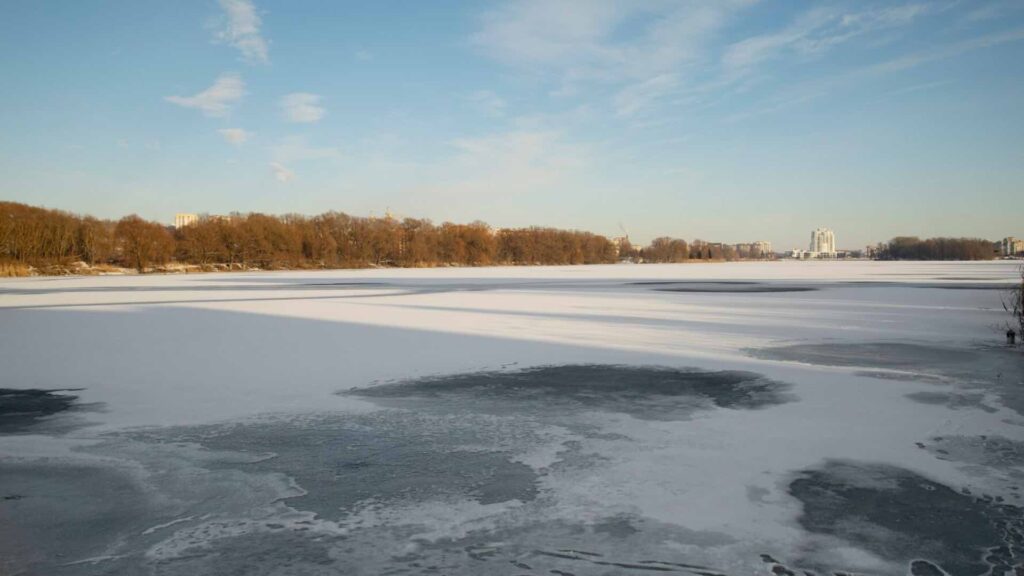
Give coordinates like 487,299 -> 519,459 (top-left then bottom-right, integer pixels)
631,237 -> 771,263
4,201 -> 1004,274
876,236 -> 996,261
1,201 -> 623,272
174,212 -> 620,269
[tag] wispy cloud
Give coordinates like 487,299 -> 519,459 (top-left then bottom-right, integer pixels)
472,0 -> 751,115
962,1 -> 1023,23
474,0 -> 747,80
270,162 -> 294,182
281,93 -> 325,123
472,0 -> 623,73
723,3 -> 937,73
165,73 -> 245,117
613,73 -> 678,117
474,1 -> 958,121
862,26 -> 1024,74
215,0 -> 269,64
218,128 -> 252,145
467,90 -> 507,117
726,26 -> 1024,123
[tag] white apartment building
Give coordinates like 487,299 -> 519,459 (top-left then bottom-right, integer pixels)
809,228 -> 837,257
174,213 -> 199,229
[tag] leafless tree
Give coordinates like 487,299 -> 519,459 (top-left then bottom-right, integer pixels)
1004,265 -> 1024,345
114,215 -> 173,272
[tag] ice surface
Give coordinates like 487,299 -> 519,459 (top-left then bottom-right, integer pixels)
1,261 -> 1023,575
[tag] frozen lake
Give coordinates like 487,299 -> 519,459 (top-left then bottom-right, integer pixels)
2,261 -> 1023,575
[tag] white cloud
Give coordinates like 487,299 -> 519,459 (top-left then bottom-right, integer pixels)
270,162 -> 294,182
467,90 -> 507,116
215,0 -> 269,64
354,49 -> 373,61
281,93 -> 325,123
218,128 -> 252,145
165,73 -> 245,117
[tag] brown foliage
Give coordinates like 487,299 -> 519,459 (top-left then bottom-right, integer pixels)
0,201 -> 622,272
114,215 -> 174,272
11,200 -> 995,275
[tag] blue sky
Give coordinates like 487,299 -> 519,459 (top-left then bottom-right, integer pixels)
1,0 -> 1022,248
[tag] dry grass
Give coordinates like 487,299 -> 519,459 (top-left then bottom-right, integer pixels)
76,263 -> 131,275
0,262 -> 33,277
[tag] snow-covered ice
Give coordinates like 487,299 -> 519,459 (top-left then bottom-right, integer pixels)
1,261 -> 1023,575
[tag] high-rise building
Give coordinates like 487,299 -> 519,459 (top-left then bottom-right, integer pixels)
810,228 -> 836,257
174,213 -> 199,229
1000,237 -> 1024,257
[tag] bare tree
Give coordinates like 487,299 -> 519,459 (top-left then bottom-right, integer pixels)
115,215 -> 173,272
1004,265 -> 1024,345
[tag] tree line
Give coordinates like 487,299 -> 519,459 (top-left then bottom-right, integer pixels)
629,237 -> 771,263
1,201 -> 623,272
3,201 -> 1001,275
875,236 -> 996,261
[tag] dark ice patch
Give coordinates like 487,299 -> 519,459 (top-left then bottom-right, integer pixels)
396,516 -> 734,576
751,342 -> 978,370
924,435 -> 1024,470
631,281 -> 760,285
136,529 -> 343,576
788,460 -> 1024,576
592,516 -> 639,538
857,370 -> 949,384
904,391 -> 998,413
156,411 -> 541,519
0,388 -> 81,433
758,343 -> 1024,418
652,283 -> 817,293
346,365 -> 793,420
925,284 -> 1008,291
910,559 -> 949,576
630,280 -> 818,292
0,461 -> 150,574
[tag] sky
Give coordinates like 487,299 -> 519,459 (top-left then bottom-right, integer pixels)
1,0 -> 1022,249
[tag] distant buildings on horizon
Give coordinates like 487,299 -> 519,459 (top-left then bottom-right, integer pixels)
999,237 -> 1024,258
174,213 -> 237,229
174,213 -> 198,229
787,227 -> 844,260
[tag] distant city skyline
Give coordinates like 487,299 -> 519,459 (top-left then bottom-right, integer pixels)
2,1 -> 1023,248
